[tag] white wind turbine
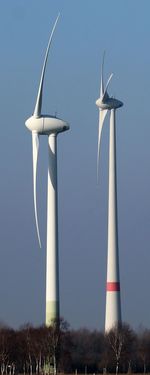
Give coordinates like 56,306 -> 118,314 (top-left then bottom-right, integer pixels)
96,55 -> 123,332
25,15 -> 69,326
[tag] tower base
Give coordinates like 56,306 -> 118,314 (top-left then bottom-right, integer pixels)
46,300 -> 59,326
105,290 -> 121,332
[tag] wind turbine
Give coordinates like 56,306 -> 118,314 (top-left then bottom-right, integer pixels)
96,55 -> 123,332
25,15 -> 69,326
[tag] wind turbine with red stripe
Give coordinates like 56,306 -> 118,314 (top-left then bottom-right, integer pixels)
96,55 -> 123,332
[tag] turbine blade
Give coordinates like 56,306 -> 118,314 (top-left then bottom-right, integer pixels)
100,51 -> 105,97
33,13 -> 60,118
32,131 -> 41,248
102,73 -> 113,100
97,109 -> 108,182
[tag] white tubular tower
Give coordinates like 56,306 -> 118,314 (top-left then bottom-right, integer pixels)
105,109 -> 121,332
46,134 -> 59,325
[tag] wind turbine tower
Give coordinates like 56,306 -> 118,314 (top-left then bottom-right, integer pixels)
25,15 -> 69,326
96,56 -> 123,332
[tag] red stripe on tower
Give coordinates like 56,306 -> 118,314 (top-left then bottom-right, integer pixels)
107,282 -> 120,291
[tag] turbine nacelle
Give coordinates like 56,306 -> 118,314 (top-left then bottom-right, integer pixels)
25,115 -> 69,135
96,97 -> 123,110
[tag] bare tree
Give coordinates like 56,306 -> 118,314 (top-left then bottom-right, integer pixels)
38,318 -> 69,375
0,327 -> 14,375
104,323 -> 137,374
138,329 -> 150,373
70,328 -> 105,373
106,324 -> 124,375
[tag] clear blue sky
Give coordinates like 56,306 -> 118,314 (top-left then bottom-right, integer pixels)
0,0 -> 150,330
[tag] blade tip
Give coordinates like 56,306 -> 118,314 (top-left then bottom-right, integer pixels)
38,234 -> 42,249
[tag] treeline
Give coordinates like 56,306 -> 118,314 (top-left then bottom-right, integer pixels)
0,320 -> 150,374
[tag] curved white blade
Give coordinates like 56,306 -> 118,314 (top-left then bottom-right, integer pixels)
33,13 -> 60,118
102,73 -> 113,101
97,109 -> 108,181
100,51 -> 105,97
32,132 -> 41,248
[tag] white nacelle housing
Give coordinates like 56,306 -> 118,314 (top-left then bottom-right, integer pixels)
96,97 -> 123,110
25,115 -> 69,135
